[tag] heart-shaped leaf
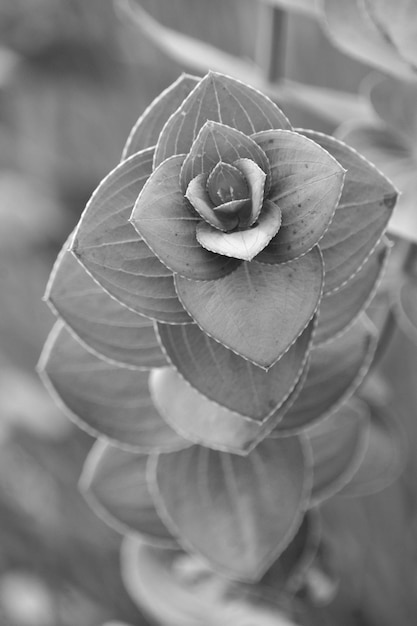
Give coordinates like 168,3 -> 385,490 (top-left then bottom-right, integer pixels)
300,131 -> 397,293
46,240 -> 166,369
252,130 -> 345,262
196,200 -> 282,261
339,402 -> 406,497
154,71 -> 291,168
275,317 -> 378,433
149,436 -> 311,581
307,399 -> 370,505
323,0 -> 415,78
315,243 -> 390,345
80,441 -> 174,544
175,247 -> 323,368
122,74 -> 200,159
72,147 -> 190,323
131,155 -> 240,280
180,121 -> 270,191
148,364 -> 307,455
156,317 -> 313,419
38,322 -> 189,453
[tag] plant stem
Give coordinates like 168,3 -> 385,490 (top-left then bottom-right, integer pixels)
255,2 -> 287,83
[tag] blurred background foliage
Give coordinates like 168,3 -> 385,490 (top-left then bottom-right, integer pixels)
0,1 -> 416,625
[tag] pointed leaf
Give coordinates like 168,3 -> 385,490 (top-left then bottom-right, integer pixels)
122,74 -> 200,159
72,147 -> 190,323
323,0 -> 415,78
185,173 -> 245,232
149,436 -> 311,581
275,317 -> 378,433
307,399 -> 370,505
154,71 -> 291,167
38,322 -> 189,453
80,441 -> 174,544
175,247 -> 323,368
300,131 -> 397,293
148,363 -> 308,455
197,200 -> 282,261
340,402 -> 406,497
315,243 -> 390,345
131,155 -> 240,280
46,241 -> 166,369
253,130 -> 345,262
156,317 -> 313,419
336,122 -> 417,242
180,121 -> 270,191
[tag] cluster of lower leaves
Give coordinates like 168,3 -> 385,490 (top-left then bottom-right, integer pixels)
39,72 -> 397,588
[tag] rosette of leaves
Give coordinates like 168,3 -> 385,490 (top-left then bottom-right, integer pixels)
39,72 -> 397,582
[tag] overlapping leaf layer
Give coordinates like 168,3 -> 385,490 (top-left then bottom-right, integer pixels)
40,72 -> 398,582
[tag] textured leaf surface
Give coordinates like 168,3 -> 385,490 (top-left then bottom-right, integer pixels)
46,243 -> 166,369
156,317 -> 313,419
180,121 -> 270,191
150,436 -> 311,581
301,131 -> 397,293
122,74 -> 200,159
253,130 -> 345,262
323,0 -> 414,78
276,318 -> 377,433
131,155 -> 240,280
72,148 -> 190,323
149,364 -> 307,455
38,323 -> 188,452
337,122 -> 417,242
307,400 -> 370,504
80,441 -> 173,543
175,247 -> 323,368
340,402 -> 406,497
154,71 -> 291,167
196,200 -> 282,261
315,243 -> 390,345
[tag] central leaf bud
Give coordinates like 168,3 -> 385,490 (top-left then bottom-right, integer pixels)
207,162 -> 250,206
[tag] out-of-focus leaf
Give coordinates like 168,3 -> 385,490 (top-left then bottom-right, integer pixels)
369,76 -> 417,142
154,71 -> 291,168
339,402 -> 406,496
38,322 -> 189,453
315,243 -> 390,344
336,122 -> 417,242
323,0 -> 415,78
46,241 -> 167,369
121,538 -> 298,626
175,248 -> 323,369
156,317 -> 313,419
253,130 -> 345,262
72,147 -> 190,324
307,399 -> 370,504
197,200 -> 282,261
180,121 -> 270,190
131,155 -> 240,280
80,440 -> 174,544
300,131 -> 397,293
122,73 -> 200,159
149,436 -> 311,581
275,317 -> 377,432
397,277 -> 417,343
148,363 -> 307,455
363,0 -> 417,68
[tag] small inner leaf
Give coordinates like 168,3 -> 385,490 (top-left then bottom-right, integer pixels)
196,200 -> 282,261
234,158 -> 267,226
207,161 -> 249,206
